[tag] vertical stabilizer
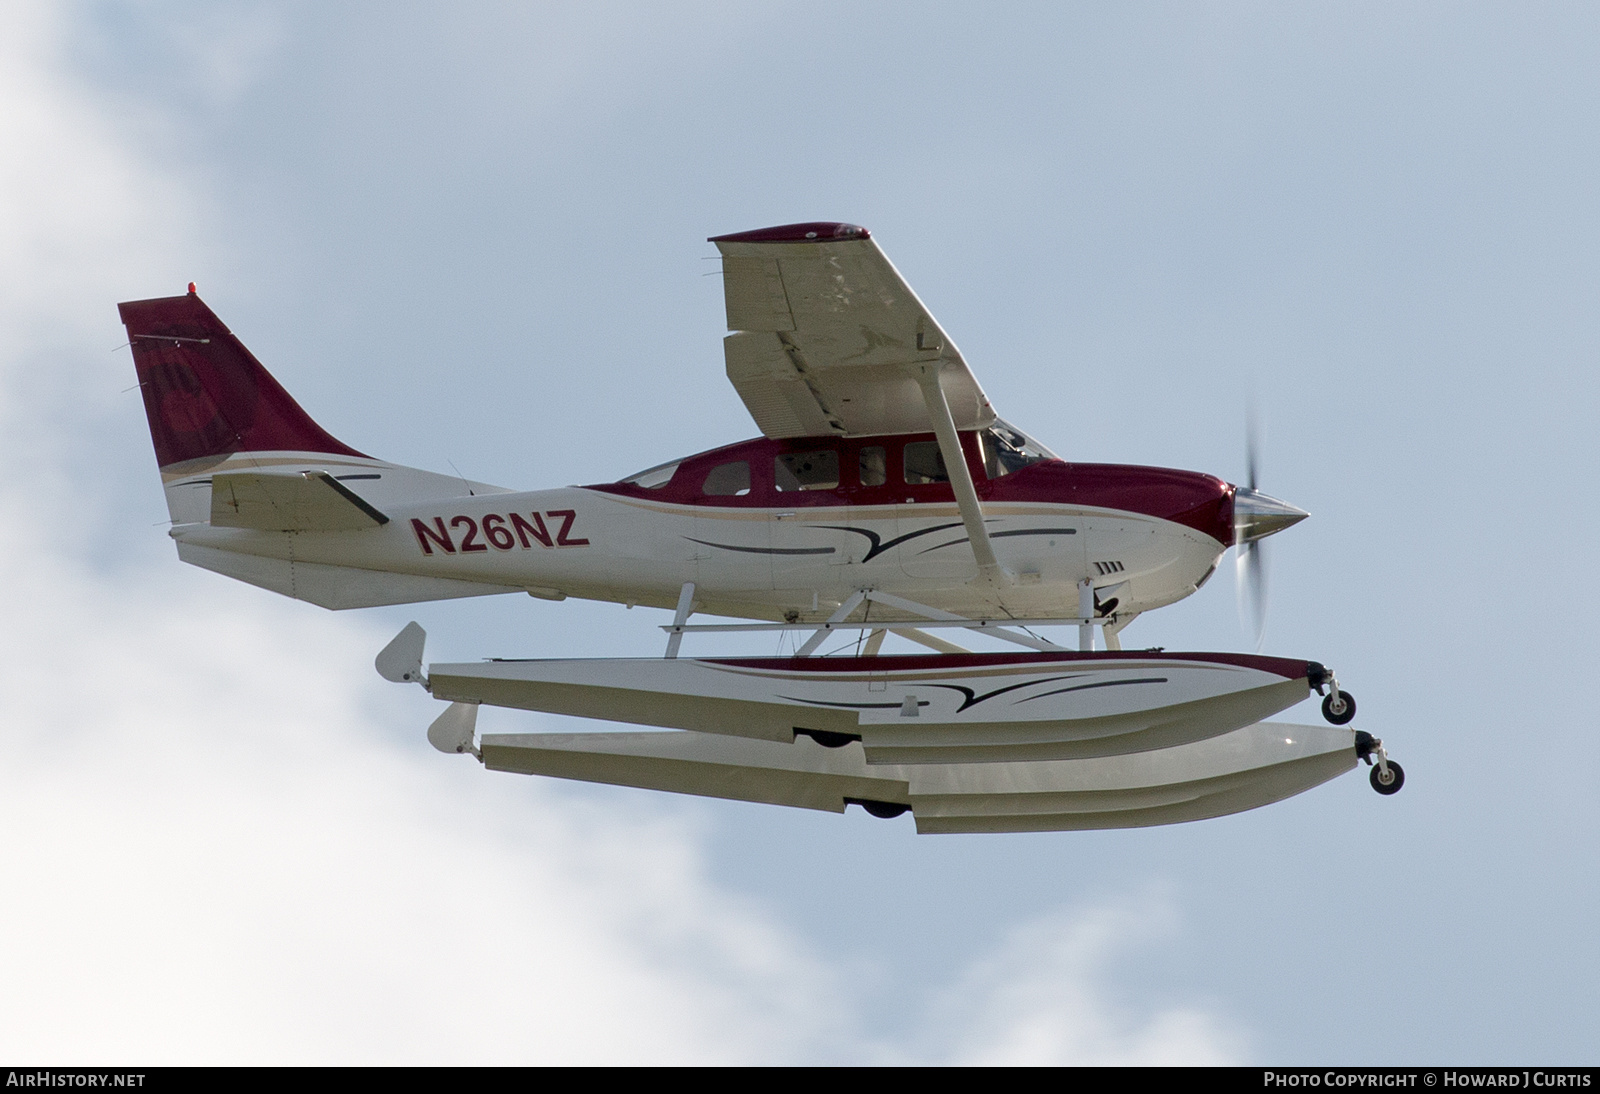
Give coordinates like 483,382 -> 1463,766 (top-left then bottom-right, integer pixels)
118,289 -> 366,471
118,289 -> 523,611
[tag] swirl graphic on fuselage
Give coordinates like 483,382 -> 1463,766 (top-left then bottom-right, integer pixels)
683,538 -> 836,556
812,522 -> 963,562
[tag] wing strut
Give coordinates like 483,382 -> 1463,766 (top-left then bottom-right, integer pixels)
912,363 -> 1007,585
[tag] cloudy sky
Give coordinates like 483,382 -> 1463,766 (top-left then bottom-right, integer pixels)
2,1 -> 1597,1063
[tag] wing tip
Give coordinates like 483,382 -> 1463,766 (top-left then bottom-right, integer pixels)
709,222 -> 870,244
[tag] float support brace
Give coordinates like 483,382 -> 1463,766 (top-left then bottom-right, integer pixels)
664,582 -> 696,659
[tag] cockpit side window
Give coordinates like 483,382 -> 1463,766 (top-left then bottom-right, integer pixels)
982,421 -> 1057,478
775,450 -> 839,491
703,460 -> 751,496
903,441 -> 948,484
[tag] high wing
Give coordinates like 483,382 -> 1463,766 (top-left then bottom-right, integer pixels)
711,222 -> 998,439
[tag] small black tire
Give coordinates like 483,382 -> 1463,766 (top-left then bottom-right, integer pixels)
1370,761 -> 1404,795
1322,691 -> 1357,725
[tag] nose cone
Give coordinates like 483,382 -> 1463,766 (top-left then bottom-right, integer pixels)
1232,486 -> 1308,545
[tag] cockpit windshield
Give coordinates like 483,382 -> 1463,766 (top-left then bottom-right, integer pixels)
621,459 -> 680,489
981,419 -> 1058,478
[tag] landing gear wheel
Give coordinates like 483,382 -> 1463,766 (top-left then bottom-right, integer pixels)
1322,691 -> 1356,725
1370,761 -> 1404,795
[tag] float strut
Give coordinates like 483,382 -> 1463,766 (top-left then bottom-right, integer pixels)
664,582 -> 696,659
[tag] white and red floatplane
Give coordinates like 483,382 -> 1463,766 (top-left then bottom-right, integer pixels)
120,222 -> 1402,832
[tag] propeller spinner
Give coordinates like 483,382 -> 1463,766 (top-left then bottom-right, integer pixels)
1232,428 -> 1308,649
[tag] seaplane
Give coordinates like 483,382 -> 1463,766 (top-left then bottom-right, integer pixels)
118,221 -> 1403,833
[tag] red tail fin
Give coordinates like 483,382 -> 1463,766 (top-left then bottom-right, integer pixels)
118,290 -> 366,470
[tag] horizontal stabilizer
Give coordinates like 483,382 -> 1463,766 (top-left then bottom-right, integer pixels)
210,470 -> 388,531
477,721 -> 1360,832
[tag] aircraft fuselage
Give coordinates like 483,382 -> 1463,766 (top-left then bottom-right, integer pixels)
165,429 -> 1235,622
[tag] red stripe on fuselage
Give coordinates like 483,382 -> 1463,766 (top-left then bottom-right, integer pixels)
586,433 -> 1233,544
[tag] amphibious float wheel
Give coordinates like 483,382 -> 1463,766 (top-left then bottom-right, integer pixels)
1322,690 -> 1357,725
1370,761 -> 1404,795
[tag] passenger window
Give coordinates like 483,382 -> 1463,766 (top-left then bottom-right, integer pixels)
903,441 -> 948,485
703,461 -> 751,496
775,450 -> 839,491
859,446 -> 887,487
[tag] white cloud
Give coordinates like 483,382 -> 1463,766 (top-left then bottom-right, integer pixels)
0,554 -> 846,1063
925,898 -> 1248,1065
0,3 -> 193,352
0,0 -> 1248,1064
0,534 -> 1247,1064
0,2 -> 838,1064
